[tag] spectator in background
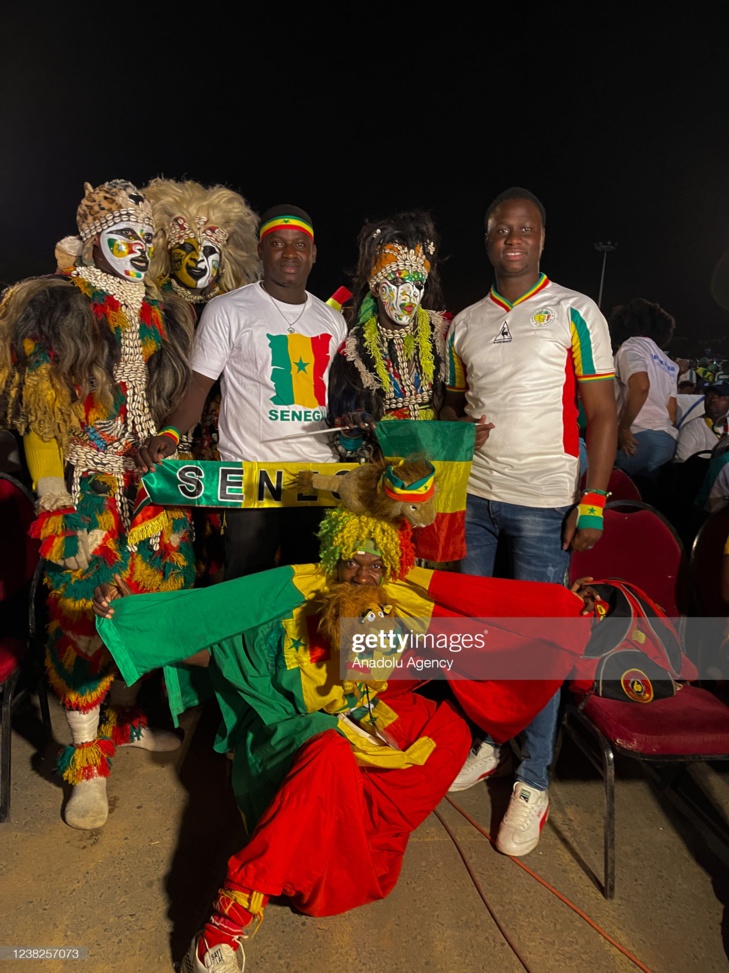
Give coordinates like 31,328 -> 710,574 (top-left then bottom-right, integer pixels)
675,381 -> 729,463
676,357 -> 698,394
611,298 -> 679,478
696,358 -> 718,391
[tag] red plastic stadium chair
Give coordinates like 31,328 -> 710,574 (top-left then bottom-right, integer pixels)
606,467 -> 642,503
0,473 -> 50,822
561,502 -> 729,898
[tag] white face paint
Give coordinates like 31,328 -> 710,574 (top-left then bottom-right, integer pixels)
170,238 -> 222,291
98,221 -> 153,281
377,269 -> 426,326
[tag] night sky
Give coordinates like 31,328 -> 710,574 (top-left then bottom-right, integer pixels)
3,9 -> 729,357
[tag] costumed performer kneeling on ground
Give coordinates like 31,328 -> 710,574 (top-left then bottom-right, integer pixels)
93,504 -> 596,973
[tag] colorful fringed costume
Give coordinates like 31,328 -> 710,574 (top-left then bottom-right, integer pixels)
0,180 -> 196,824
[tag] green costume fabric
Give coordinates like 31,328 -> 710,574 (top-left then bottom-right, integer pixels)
98,559 -> 593,830
98,564 -> 335,827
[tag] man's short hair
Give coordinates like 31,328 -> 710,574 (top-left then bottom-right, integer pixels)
485,187 -> 546,229
706,381 -> 729,397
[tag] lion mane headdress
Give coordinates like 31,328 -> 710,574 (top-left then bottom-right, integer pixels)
144,177 -> 261,296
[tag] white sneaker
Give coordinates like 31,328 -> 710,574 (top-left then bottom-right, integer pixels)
118,725 -> 182,752
495,781 -> 549,856
181,935 -> 245,973
448,740 -> 512,792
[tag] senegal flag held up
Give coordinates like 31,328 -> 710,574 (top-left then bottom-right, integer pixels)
375,419 -> 474,562
97,562 -> 590,830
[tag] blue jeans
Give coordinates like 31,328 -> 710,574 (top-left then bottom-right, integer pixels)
460,495 -> 572,791
614,429 -> 677,479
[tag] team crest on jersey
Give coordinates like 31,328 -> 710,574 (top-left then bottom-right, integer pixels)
493,321 -> 512,343
530,307 -> 556,328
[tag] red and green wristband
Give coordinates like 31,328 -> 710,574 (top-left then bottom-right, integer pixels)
577,489 -> 609,531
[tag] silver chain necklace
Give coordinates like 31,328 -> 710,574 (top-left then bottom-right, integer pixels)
260,281 -> 308,333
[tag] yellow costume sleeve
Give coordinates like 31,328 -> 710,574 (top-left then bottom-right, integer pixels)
23,430 -> 65,494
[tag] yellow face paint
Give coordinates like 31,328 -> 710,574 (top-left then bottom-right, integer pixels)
170,237 -> 221,291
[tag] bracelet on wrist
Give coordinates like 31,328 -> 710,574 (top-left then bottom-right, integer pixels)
338,432 -> 364,452
580,491 -> 607,509
158,425 -> 181,446
577,492 -> 606,531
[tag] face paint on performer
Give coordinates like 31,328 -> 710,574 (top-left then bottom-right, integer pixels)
377,268 -> 427,327
98,221 -> 153,281
170,237 -> 222,291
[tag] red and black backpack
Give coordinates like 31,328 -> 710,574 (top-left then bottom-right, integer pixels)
571,579 -> 698,703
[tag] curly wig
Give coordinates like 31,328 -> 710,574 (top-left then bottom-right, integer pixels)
317,508 -> 414,580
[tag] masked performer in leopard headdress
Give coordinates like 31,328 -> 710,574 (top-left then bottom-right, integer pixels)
328,210 -> 450,461
0,179 -> 196,829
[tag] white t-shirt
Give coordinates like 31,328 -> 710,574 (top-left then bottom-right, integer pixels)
675,412 -> 726,462
447,276 -> 614,507
614,336 -> 678,440
676,393 -> 704,425
191,282 -> 347,462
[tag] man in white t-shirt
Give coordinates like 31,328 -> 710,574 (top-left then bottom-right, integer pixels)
441,187 -> 616,858
138,205 -> 347,577
675,382 -> 729,462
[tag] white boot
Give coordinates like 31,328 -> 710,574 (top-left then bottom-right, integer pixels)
63,707 -> 109,830
107,679 -> 182,752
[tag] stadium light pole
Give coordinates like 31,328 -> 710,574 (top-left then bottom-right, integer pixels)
594,241 -> 618,310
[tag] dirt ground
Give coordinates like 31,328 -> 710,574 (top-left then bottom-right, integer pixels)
2,687 -> 729,973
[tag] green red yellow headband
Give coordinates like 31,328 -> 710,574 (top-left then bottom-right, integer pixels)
355,538 -> 382,557
259,214 -> 314,241
382,462 -> 435,503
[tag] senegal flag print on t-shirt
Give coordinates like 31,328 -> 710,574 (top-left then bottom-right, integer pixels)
268,333 -> 332,408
